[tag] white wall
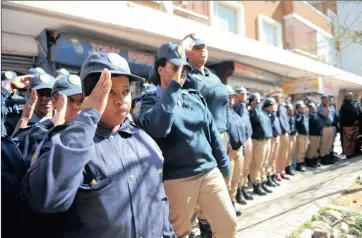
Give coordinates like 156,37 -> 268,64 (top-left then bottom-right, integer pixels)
337,1 -> 362,76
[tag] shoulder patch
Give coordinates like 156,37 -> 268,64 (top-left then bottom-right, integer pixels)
132,99 -> 142,120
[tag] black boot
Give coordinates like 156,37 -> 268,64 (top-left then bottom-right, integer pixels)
261,181 -> 273,193
241,187 -> 254,200
271,174 -> 280,186
232,201 -> 242,217
199,219 -> 212,238
315,157 -> 322,167
296,162 -> 306,172
236,187 -> 247,205
308,158 -> 317,168
266,175 -> 277,187
320,156 -> 332,165
305,158 -> 316,167
327,155 -> 336,164
253,183 -> 267,196
285,166 -> 295,176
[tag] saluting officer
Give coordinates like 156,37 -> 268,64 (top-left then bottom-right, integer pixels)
295,101 -> 309,172
21,52 -> 176,238
249,93 -> 273,196
233,87 -> 254,203
225,85 -> 246,213
306,103 -> 324,167
137,42 -> 236,238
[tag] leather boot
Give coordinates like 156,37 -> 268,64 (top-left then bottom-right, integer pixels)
261,181 -> 273,193
315,157 -> 322,167
305,158 -> 315,167
232,201 -> 242,217
236,187 -> 247,205
253,183 -> 267,196
285,166 -> 295,176
266,175 -> 276,187
296,162 -> 306,172
199,220 -> 212,238
320,156 -> 331,165
242,187 -> 254,200
271,174 -> 280,186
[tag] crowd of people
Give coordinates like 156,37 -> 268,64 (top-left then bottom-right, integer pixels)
1,32 -> 362,238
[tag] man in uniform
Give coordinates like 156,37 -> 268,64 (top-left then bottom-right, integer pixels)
317,95 -> 336,165
285,103 -> 296,175
233,87 -> 254,203
306,103 -> 324,167
249,93 -> 272,196
295,101 -> 309,172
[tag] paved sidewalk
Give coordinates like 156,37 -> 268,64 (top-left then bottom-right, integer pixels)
235,156 -> 362,238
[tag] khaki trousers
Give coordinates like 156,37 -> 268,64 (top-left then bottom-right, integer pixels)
285,135 -> 296,167
265,136 -> 280,177
320,127 -> 334,157
240,137 -> 253,188
277,134 -> 289,173
296,135 -> 308,163
330,126 -> 337,153
227,144 -> 243,202
307,136 -> 321,159
250,139 -> 271,184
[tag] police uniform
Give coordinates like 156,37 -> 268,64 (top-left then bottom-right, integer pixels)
232,87 -> 254,202
295,101 -> 309,172
306,103 -> 324,167
285,103 -> 297,176
225,85 -> 246,210
249,93 -> 272,196
137,42 -> 236,238
21,52 -> 176,238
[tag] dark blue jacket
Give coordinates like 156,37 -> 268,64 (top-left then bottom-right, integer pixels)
21,108 -> 175,238
137,80 -> 230,180
232,101 -> 253,139
184,67 -> 229,133
269,111 -> 282,137
295,112 -> 309,135
309,112 -> 324,136
250,104 -> 273,139
288,114 -> 297,136
227,108 -> 246,150
277,104 -> 290,134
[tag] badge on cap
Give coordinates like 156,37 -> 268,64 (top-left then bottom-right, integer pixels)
177,45 -> 185,57
68,75 -> 81,86
39,73 -> 50,83
36,67 -> 45,73
108,53 -> 127,70
5,71 -> 13,80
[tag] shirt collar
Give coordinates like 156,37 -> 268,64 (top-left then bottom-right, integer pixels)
95,118 -> 136,138
191,66 -> 210,77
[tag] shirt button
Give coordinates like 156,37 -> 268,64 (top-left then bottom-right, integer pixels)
129,175 -> 134,181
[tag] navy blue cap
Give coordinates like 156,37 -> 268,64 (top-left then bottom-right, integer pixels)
156,42 -> 190,68
285,103 -> 294,110
29,73 -> 56,91
80,52 -> 144,83
235,87 -> 247,94
55,68 -> 70,78
225,85 -> 236,96
263,97 -> 276,109
295,101 -> 306,109
51,74 -> 82,96
321,94 -> 328,99
183,33 -> 206,46
28,67 -> 45,76
308,103 -> 317,109
1,71 -> 17,82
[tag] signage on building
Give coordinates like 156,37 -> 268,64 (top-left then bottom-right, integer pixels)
282,78 -> 323,95
323,81 -> 339,96
233,62 -> 264,80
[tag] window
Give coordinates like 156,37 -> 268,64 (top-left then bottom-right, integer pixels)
209,2 -> 245,36
257,14 -> 283,48
214,3 -> 237,33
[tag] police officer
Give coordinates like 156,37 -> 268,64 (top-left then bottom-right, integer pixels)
317,95 -> 336,165
270,91 -> 290,180
285,103 -> 296,176
306,103 -> 324,167
137,42 -> 236,238
295,101 -> 309,172
225,85 -> 246,212
20,74 -> 84,164
263,97 -> 280,191
249,93 -> 273,196
233,87 -> 254,203
21,52 -> 175,238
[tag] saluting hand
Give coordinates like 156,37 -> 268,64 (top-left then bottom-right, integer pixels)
172,64 -> 186,87
181,35 -> 195,53
55,94 -> 68,113
22,89 -> 38,119
11,74 -> 33,90
81,68 -> 112,115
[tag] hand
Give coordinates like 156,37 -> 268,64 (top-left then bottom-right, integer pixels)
172,64 -> 185,86
55,94 -> 68,113
181,35 -> 195,53
81,68 -> 112,115
22,89 -> 38,119
11,74 -> 33,90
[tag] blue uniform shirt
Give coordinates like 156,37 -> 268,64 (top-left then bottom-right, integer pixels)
309,112 -> 325,136
137,80 -> 230,180
318,105 -> 335,126
295,112 -> 309,135
277,104 -> 290,134
184,67 -> 229,133
227,108 -> 247,150
250,104 -> 273,139
288,114 -> 297,136
269,111 -> 282,137
232,101 -> 253,138
21,108 -> 175,238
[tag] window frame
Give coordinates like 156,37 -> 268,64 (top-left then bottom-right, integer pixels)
257,14 -> 283,48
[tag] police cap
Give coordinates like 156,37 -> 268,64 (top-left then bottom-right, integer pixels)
29,73 -> 56,91
51,74 -> 82,96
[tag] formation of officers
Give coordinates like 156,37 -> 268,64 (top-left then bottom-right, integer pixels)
1,32 -> 361,238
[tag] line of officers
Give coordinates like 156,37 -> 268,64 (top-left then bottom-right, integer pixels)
0,33 -> 342,238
